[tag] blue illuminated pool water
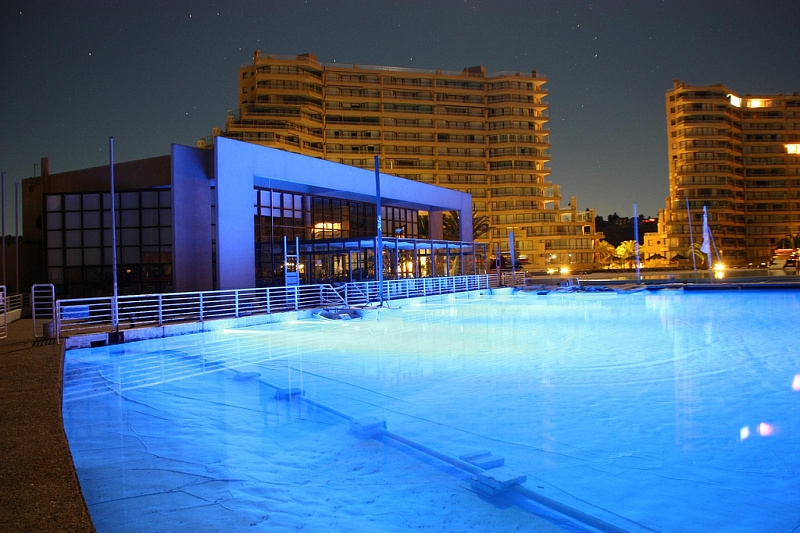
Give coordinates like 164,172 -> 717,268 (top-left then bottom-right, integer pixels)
63,290 -> 800,532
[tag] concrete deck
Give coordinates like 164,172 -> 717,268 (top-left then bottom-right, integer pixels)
0,319 -> 95,532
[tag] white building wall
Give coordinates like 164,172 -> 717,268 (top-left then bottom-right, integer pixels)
213,137 -> 474,290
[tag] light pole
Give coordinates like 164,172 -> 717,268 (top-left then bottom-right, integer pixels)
373,155 -> 384,306
1,172 -> 5,288
109,137 -> 119,333
15,182 -> 19,293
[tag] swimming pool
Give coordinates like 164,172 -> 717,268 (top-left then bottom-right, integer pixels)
63,290 -> 800,532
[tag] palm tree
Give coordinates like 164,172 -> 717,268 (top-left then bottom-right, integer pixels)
597,240 -> 617,267
615,240 -> 639,268
418,214 -> 429,238
471,213 -> 491,240
689,242 -> 709,268
422,211 -> 491,241
776,233 -> 800,250
442,212 -> 460,241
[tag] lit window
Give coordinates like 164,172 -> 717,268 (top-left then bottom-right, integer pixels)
313,222 -> 342,239
745,98 -> 772,108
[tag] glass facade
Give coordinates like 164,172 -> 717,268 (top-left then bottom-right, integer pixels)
42,183 -> 481,295
44,190 -> 173,297
253,186 -> 426,286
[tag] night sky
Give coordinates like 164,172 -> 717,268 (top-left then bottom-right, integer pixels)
2,0 -> 799,234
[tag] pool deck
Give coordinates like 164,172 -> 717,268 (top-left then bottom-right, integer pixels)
0,319 -> 95,532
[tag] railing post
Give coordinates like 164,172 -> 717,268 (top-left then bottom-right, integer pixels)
265,287 -> 271,314
235,289 -> 239,318
199,292 -> 204,323
157,294 -> 163,326
344,284 -> 349,307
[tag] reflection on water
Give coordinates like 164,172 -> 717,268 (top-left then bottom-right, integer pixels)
64,291 -> 800,533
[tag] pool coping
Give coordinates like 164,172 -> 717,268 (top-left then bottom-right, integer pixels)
0,319 -> 95,532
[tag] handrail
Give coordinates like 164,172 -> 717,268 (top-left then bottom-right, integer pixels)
56,275 -> 492,338
4,293 -> 23,314
0,287 -> 6,340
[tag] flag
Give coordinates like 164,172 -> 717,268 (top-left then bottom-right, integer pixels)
700,206 -> 711,257
700,207 -> 711,254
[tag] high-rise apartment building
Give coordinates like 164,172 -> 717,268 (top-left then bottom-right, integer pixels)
202,52 -> 601,271
664,80 -> 800,265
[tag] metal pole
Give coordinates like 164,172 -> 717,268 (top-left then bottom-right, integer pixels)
509,229 -> 516,284
1,172 -> 5,287
15,182 -> 20,293
110,137 -> 119,332
374,155 -> 384,305
633,203 -> 641,282
686,196 -> 697,280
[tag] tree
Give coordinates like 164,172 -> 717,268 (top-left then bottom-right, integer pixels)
776,233 -> 800,250
471,213 -> 491,240
615,240 -> 640,268
597,240 -> 617,266
418,214 -> 429,238
421,211 -> 491,241
689,242 -> 709,268
442,212 -> 460,241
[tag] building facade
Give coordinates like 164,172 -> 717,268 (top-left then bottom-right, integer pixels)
201,52 -> 601,272
23,138 -> 481,298
664,80 -> 800,265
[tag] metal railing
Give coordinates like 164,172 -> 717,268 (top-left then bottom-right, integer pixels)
4,292 -> 24,314
56,275 -> 494,339
0,287 -> 6,340
0,289 -> 27,341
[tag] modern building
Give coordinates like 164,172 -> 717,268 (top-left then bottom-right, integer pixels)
23,138 -> 482,298
663,80 -> 800,265
200,51 -> 602,272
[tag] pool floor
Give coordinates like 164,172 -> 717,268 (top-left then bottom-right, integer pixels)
64,291 -> 800,532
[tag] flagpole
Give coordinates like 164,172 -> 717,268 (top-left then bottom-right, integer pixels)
374,155 -> 384,306
110,137 -> 119,333
686,197 -> 697,281
15,182 -> 20,293
1,172 -> 5,288
633,203 -> 641,282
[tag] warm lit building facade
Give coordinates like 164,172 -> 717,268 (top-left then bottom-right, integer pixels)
201,52 -> 601,271
664,80 -> 800,265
